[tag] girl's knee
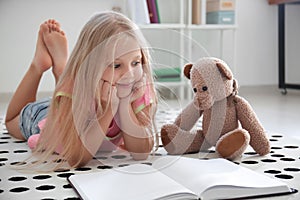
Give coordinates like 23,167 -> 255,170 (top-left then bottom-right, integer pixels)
5,117 -> 26,141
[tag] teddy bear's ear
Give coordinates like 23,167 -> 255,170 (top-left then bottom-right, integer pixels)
216,62 -> 233,80
184,63 -> 193,79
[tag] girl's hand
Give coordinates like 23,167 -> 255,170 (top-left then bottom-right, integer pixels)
131,74 -> 147,103
100,80 -> 119,115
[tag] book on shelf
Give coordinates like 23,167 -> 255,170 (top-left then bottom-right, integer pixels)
192,0 -> 202,25
147,0 -> 160,23
68,156 -> 296,200
153,67 -> 181,82
206,0 -> 235,13
126,0 -> 150,24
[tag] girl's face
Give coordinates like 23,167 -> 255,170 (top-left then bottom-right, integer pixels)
102,38 -> 143,86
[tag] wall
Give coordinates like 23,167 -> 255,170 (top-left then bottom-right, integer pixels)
0,0 -> 299,95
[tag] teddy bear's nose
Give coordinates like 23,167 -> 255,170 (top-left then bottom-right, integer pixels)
193,88 -> 197,93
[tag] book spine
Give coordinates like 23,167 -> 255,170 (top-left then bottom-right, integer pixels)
155,0 -> 161,23
147,0 -> 159,23
127,0 -> 150,24
192,0 -> 201,24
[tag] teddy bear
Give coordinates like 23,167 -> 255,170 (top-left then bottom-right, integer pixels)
160,57 -> 270,160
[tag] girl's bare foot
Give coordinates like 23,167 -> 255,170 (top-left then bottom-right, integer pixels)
31,23 -> 53,74
43,20 -> 68,82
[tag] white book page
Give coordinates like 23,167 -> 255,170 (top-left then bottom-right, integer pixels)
153,157 -> 290,198
69,164 -> 197,200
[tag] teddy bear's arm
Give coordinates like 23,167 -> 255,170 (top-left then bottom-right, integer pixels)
174,101 -> 203,131
235,96 -> 270,156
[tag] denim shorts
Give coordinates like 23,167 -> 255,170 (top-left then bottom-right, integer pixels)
19,97 -> 51,140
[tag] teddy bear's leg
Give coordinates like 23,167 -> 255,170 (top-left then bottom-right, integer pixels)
215,129 -> 250,160
161,124 -> 208,154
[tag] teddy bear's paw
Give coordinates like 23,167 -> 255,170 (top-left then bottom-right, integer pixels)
216,129 -> 250,160
161,125 -> 203,154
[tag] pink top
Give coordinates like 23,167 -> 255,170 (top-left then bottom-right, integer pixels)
35,82 -> 152,152
37,117 -> 122,152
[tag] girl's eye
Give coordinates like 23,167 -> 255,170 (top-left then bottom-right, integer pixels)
132,61 -> 141,66
113,63 -> 121,68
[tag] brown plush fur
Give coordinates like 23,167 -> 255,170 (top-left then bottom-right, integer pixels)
161,57 -> 270,160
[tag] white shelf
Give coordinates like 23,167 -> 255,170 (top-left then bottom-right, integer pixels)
138,23 -> 185,29
124,0 -> 237,100
187,24 -> 237,30
139,24 -> 237,30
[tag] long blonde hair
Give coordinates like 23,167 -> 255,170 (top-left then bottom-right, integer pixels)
31,11 -> 158,169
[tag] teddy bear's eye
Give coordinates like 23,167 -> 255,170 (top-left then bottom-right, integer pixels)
202,86 -> 208,91
193,88 -> 197,93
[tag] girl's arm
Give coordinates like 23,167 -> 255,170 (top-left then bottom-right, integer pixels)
55,83 -> 118,167
117,97 -> 154,160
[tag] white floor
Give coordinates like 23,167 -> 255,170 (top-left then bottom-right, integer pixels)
1,85 -> 300,139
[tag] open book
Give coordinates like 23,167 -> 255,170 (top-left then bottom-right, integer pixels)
68,157 -> 296,200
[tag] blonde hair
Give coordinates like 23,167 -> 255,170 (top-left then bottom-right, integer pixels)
30,11 -> 158,170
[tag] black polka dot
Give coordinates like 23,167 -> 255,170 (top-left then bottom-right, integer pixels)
0,158 -> 8,162
75,167 -> 92,171
9,187 -> 30,193
0,189 -> 3,193
0,150 -> 9,154
111,155 -> 127,159
261,159 -> 277,163
57,173 -> 75,178
0,141 -> 8,144
280,157 -> 296,162
95,156 -> 108,160
0,136 -> 11,139
41,198 -> 55,200
54,168 -> 70,173
271,146 -> 282,150
118,164 -> 130,167
244,152 -> 257,155
8,176 -> 27,182
97,165 -> 113,170
264,169 -> 281,174
275,174 -> 294,179
13,150 -> 28,153
284,168 -> 300,172
13,140 -> 26,144
271,154 -> 285,158
271,135 -> 283,138
10,161 -> 26,166
63,184 -> 73,189
284,145 -> 299,149
141,162 -> 152,166
36,185 -> 56,191
33,175 -> 52,180
269,139 -> 278,142
202,150 -> 215,153
64,197 -> 81,200
241,160 -> 259,164
52,159 -> 66,163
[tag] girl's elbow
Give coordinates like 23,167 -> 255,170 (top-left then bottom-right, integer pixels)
131,152 -> 150,161
130,138 -> 154,161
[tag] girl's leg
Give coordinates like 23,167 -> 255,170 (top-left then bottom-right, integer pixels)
5,20 -> 67,140
43,20 -> 68,84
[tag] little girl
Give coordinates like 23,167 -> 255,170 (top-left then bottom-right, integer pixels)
5,11 -> 157,168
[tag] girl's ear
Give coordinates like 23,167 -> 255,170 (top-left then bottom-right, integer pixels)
184,63 -> 193,79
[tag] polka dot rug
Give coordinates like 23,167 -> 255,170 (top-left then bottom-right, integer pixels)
0,109 -> 299,200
